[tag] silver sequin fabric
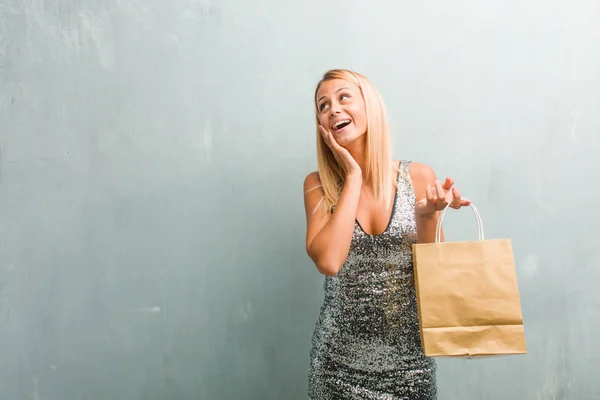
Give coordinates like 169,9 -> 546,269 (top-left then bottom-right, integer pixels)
308,160 -> 437,400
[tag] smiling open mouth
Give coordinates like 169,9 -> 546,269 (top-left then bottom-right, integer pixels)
332,119 -> 351,131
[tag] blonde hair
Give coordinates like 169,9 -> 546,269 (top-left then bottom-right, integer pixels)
311,69 -> 396,214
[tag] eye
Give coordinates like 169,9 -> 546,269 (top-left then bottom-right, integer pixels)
340,93 -> 350,101
318,102 -> 329,112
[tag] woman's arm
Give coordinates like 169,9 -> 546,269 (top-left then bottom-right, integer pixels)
411,162 -> 441,243
303,171 -> 362,276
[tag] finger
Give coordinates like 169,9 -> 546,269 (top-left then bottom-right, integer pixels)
323,127 -> 342,151
319,124 -> 335,140
425,184 -> 434,203
318,125 -> 329,145
450,187 -> 463,208
329,132 -> 342,150
434,180 -> 445,199
318,125 -> 330,142
321,127 -> 344,160
449,188 -> 473,209
442,177 -> 454,190
430,185 -> 438,205
320,128 -> 354,170
434,180 -> 447,208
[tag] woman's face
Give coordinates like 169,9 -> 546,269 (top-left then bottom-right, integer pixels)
315,79 -> 367,147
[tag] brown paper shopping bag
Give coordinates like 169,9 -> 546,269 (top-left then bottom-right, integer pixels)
412,203 -> 526,357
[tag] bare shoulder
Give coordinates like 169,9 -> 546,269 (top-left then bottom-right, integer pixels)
409,161 -> 437,184
303,171 -> 322,192
409,162 -> 437,200
303,171 -> 325,216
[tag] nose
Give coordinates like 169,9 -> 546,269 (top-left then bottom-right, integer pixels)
329,102 -> 341,116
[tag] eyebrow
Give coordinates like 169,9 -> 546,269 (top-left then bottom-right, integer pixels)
317,87 -> 351,104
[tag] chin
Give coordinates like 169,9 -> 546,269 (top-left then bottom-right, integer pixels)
336,131 -> 365,147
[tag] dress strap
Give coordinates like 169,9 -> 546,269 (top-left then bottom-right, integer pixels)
396,160 -> 416,207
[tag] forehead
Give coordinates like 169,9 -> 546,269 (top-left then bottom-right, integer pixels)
316,79 -> 359,100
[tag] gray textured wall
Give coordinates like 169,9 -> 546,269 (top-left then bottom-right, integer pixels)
1,0 -> 599,399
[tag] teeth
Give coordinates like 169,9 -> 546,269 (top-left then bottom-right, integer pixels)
333,119 -> 351,129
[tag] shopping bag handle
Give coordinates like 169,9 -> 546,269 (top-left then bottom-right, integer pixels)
435,201 -> 485,243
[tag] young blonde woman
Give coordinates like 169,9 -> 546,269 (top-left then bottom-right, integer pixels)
304,69 -> 471,399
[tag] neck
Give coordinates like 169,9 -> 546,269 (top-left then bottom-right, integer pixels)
343,137 -> 395,192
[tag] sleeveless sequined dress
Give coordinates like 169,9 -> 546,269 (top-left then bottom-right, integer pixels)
308,160 -> 437,400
